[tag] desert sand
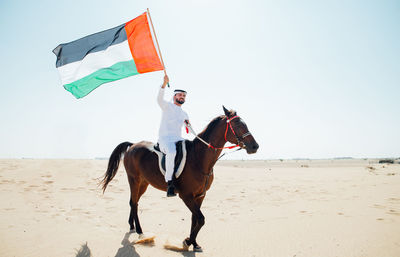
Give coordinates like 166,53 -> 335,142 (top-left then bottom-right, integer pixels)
0,158 -> 399,257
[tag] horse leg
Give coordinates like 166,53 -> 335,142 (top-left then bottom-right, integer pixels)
128,175 -> 139,232
128,175 -> 148,234
181,213 -> 197,248
182,196 -> 205,251
135,182 -> 149,234
190,213 -> 196,234
184,213 -> 200,249
128,199 -> 136,232
189,196 -> 205,235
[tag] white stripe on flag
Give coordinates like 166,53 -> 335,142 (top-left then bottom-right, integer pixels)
57,40 -> 133,85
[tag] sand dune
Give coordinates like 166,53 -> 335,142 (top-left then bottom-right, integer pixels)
0,159 -> 399,257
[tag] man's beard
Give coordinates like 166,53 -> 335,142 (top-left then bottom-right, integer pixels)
176,99 -> 185,105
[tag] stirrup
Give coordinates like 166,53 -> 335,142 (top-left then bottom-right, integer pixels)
167,181 -> 176,197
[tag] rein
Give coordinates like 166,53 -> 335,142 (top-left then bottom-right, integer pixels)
186,116 -> 251,150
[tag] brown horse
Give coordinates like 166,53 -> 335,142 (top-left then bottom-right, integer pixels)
101,106 -> 259,251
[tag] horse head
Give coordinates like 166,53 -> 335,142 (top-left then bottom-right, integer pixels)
222,106 -> 259,154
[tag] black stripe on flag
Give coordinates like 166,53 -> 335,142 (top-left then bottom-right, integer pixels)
53,23 -> 127,68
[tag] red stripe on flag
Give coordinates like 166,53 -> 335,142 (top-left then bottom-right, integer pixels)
124,13 -> 164,74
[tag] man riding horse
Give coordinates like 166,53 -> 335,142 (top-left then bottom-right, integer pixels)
101,80 -> 259,251
157,75 -> 189,197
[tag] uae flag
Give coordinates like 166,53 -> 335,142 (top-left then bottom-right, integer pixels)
53,12 -> 163,99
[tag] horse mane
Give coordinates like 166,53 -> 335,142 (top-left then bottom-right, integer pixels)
195,109 -> 237,142
197,116 -> 224,141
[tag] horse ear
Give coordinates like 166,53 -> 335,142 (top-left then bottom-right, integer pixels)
222,105 -> 230,117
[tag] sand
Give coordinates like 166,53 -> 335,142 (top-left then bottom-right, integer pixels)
0,158 -> 399,257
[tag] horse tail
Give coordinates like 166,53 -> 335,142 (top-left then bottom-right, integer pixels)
101,141 -> 133,193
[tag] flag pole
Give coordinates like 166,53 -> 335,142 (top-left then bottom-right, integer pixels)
147,8 -> 169,87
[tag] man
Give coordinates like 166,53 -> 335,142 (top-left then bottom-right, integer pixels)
157,75 -> 190,197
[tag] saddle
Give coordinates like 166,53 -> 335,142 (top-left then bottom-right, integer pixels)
151,140 -> 188,179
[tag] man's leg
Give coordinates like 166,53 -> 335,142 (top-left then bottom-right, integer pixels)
165,148 -> 176,182
161,142 -> 177,197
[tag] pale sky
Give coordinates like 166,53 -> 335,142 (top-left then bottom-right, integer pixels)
0,0 -> 399,159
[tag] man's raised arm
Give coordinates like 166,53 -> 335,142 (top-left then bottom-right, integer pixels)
157,75 -> 169,109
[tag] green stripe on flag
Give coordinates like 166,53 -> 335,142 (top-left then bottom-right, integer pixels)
64,60 -> 139,99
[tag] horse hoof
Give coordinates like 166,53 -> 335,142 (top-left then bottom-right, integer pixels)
193,245 -> 203,252
182,239 -> 190,251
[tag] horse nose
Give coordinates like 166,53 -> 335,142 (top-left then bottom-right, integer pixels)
252,142 -> 259,152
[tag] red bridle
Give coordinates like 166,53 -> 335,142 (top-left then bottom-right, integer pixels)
209,116 -> 248,150
186,115 -> 252,150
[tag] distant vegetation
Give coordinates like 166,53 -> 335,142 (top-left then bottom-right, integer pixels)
379,159 -> 394,164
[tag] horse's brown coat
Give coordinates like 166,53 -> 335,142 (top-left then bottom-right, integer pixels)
101,108 -> 259,250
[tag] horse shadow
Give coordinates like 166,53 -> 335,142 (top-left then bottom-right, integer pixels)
75,232 -> 199,257
75,232 -> 141,257
181,251 -> 196,257
114,232 -> 141,257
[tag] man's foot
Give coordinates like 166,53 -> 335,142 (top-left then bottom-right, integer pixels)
166,181 -> 176,197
